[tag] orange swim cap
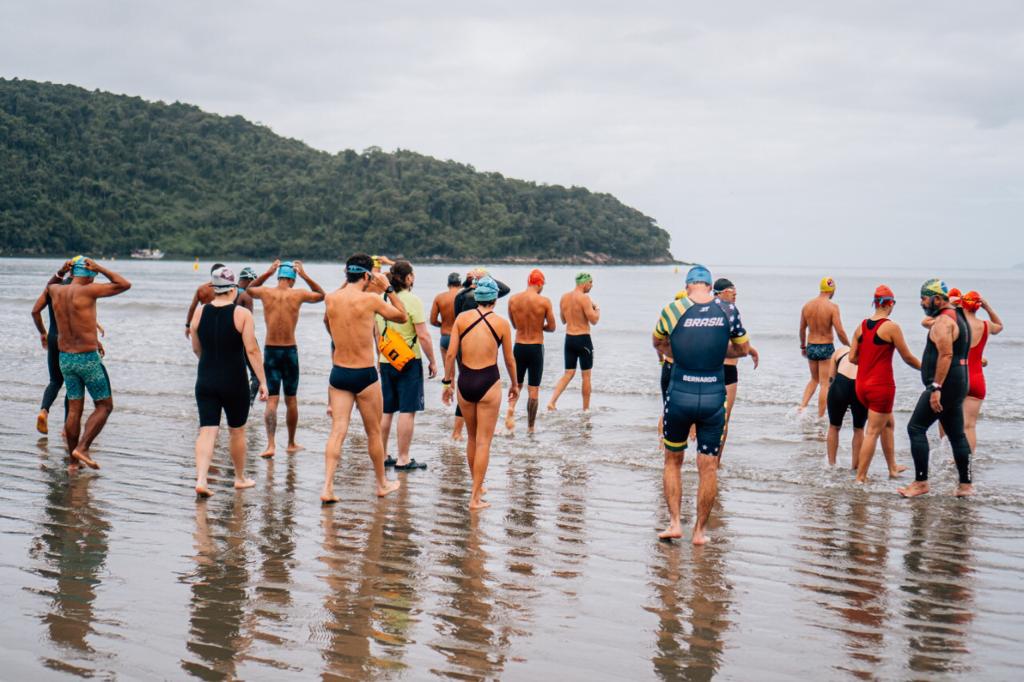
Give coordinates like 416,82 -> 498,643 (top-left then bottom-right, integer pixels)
873,284 -> 895,307
528,268 -> 545,287
960,290 -> 982,312
948,287 -> 962,304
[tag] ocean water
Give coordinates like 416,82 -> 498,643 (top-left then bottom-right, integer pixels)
0,257 -> 1021,679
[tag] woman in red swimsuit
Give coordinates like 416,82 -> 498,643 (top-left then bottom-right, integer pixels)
850,285 -> 921,483
960,291 -> 1004,453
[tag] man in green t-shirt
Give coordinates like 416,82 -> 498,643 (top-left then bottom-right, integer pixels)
377,260 -> 437,470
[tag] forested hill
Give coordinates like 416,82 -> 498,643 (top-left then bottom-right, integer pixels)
0,78 -> 673,263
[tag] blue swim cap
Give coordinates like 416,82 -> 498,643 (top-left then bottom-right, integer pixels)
474,276 -> 499,302
686,265 -> 712,285
71,255 -> 97,278
277,261 -> 296,280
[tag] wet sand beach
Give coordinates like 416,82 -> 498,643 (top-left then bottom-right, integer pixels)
2,259 -> 1022,679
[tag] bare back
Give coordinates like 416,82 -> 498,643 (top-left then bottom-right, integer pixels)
433,289 -> 459,335
256,287 -> 309,346
966,312 -> 986,349
802,297 -> 842,345
49,282 -> 102,353
453,308 -> 510,369
561,289 -> 597,335
325,287 -> 385,368
509,290 -> 554,344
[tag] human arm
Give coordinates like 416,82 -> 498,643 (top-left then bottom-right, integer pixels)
247,259 -> 279,294
294,261 -> 325,302
585,295 -> 601,325
496,279 -> 511,299
236,289 -> 254,312
544,299 -> 557,332
828,350 -> 839,382
429,296 -> 442,328
441,318 -> 460,405
982,298 -> 1004,335
502,322 -> 519,401
238,309 -> 268,401
726,304 -> 750,357
653,334 -> 672,363
748,345 -> 759,369
83,259 -> 131,298
889,323 -> 922,370
798,307 -> 808,356
185,286 -> 203,337
369,274 -> 408,323
415,322 -> 437,378
31,290 -> 48,343
190,306 -> 203,358
96,321 -> 105,337
726,341 -> 750,358
833,307 -> 850,347
921,316 -> 936,329
927,317 -> 955,412
849,326 -> 862,364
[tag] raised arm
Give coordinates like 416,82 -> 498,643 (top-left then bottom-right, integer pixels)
369,274 -> 407,323
294,261 -> 325,302
247,260 -> 279,296
833,306 -> 850,346
982,298 -> 1004,335
83,259 -> 131,298
496,279 -> 511,299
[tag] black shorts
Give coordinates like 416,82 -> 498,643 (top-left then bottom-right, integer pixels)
380,359 -> 425,414
196,380 -> 250,429
663,383 -> 727,456
514,343 -> 544,387
564,334 -> 594,371
660,361 -> 672,402
329,365 -> 378,395
264,345 -> 300,396
827,375 -> 868,430
724,364 -> 739,386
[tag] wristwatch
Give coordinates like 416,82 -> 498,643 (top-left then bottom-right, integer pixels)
385,285 -> 395,294
929,382 -> 942,392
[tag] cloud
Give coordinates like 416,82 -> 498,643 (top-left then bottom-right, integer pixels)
3,0 -> 1023,266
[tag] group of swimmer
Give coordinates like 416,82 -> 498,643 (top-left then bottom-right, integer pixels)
30,256 -> 1002,545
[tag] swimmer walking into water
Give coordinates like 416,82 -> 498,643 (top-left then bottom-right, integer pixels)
505,269 -> 556,433
653,265 -> 749,544
712,278 -> 759,459
246,259 -> 325,457
189,266 -> 268,496
548,272 -> 600,411
959,291 -> 1004,453
321,254 -> 406,504
48,257 -> 131,469
442,277 -> 518,510
850,286 -> 920,481
799,277 -> 850,417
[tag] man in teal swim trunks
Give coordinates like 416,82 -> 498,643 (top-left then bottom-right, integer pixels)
799,276 -> 850,417
48,256 -> 132,469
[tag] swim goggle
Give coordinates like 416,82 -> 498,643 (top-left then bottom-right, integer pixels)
347,265 -> 370,275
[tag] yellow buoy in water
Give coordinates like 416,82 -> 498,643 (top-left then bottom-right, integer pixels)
193,257 -> 199,272
674,266 -> 679,274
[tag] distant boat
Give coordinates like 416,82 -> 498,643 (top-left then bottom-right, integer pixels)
131,248 -> 165,260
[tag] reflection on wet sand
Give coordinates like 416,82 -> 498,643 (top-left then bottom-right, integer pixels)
553,460 -> 589,581
317,479 -> 422,678
797,493 -> 893,677
902,503 -> 977,676
31,469 -> 111,676
647,525 -> 733,681
181,497 -> 251,679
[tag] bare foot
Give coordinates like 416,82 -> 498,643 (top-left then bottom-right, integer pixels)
854,476 -> 867,485
692,527 -> 708,546
955,483 -> 974,497
195,484 -> 213,498
897,481 -> 930,498
71,448 -> 99,469
36,410 -> 48,435
259,446 -> 276,459
889,465 -> 908,478
451,431 -> 464,442
286,443 -> 305,453
546,403 -> 557,411
321,495 -> 339,505
376,479 -> 401,497
505,414 -> 515,432
469,498 -> 491,510
234,478 -> 256,490
658,524 -> 683,541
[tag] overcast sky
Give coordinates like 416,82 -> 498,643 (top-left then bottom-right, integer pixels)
3,1 -> 1022,266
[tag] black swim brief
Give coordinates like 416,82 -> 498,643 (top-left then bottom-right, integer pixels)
806,343 -> 835,362
329,366 -> 379,395
724,364 -> 739,386
564,334 -> 594,371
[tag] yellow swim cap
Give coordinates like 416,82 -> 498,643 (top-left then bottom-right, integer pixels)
820,277 -> 836,293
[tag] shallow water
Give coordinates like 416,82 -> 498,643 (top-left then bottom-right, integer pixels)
1,258 -> 1022,679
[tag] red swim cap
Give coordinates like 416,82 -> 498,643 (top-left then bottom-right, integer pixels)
528,268 -> 545,286
948,287 -> 962,304
960,290 -> 982,312
873,284 -> 895,306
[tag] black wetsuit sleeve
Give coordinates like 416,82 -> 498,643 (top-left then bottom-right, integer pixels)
496,280 -> 511,299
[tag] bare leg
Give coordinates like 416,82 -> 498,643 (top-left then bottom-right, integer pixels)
880,415 -> 906,477
194,425 -> 218,496
526,385 -> 540,433
851,428 -> 864,471
284,395 -> 303,452
396,412 -> 415,466
658,451 -> 685,539
355,385 -> 401,497
826,425 -> 840,466
451,415 -> 465,441
855,410 -> 887,483
461,397 -> 478,485
816,361 -> 831,418
963,397 -> 982,454
799,360 -> 818,410
260,395 -> 279,458
229,426 -> 255,489
380,411 -> 394,460
719,382 -> 738,460
65,399 -> 85,464
321,387 -> 355,503
692,453 -> 719,545
71,397 -> 112,469
547,369 -> 576,410
581,370 -> 592,411
466,383 -> 501,510
504,388 -> 520,432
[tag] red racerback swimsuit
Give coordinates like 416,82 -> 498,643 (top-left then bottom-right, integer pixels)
967,321 -> 988,400
855,318 -> 897,413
